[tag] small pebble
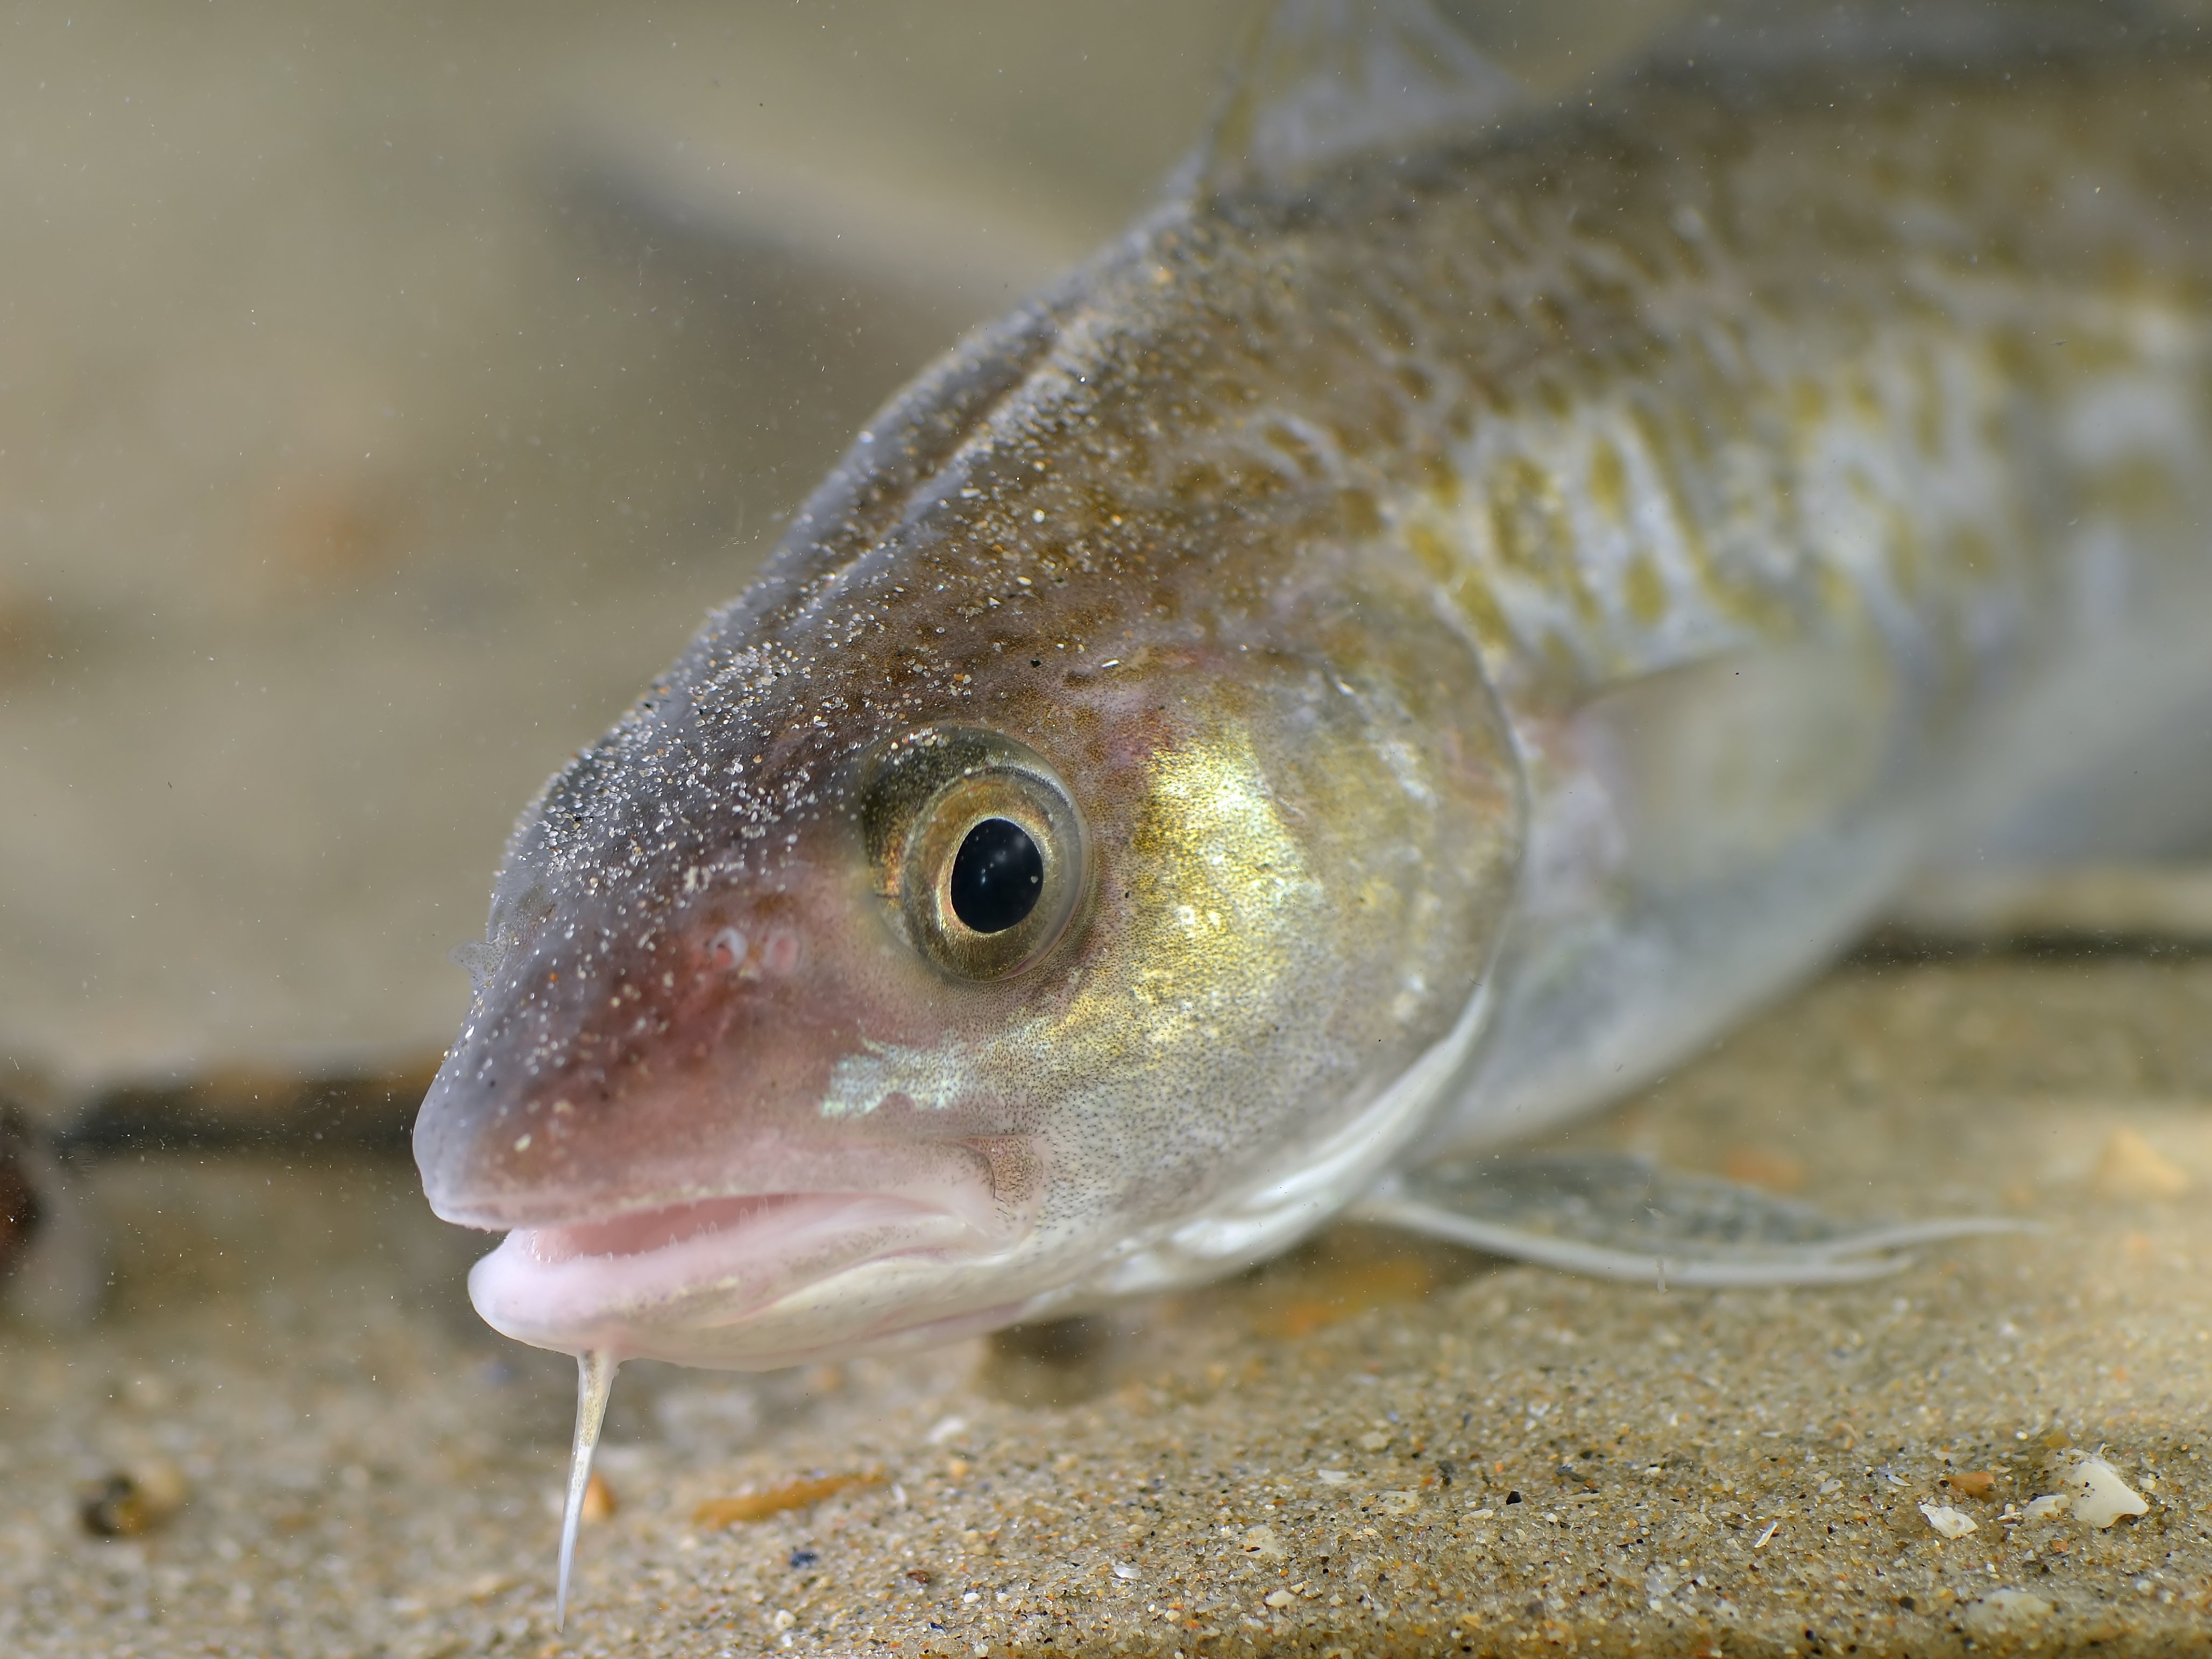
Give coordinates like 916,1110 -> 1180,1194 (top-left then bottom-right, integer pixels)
693,1471 -> 882,1528
79,1463 -> 188,1538
1719,1146 -> 1807,1193
2092,1129 -> 2189,1200
579,1470 -> 617,1522
1941,1469 -> 1997,1501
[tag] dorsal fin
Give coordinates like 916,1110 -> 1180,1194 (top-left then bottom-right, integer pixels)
1199,0 -> 1528,196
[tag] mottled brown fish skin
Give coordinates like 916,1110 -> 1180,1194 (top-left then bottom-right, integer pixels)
416,29 -> 2212,1352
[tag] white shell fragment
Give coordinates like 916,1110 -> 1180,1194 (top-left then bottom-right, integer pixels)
2022,1493 -> 2071,1521
1919,1501 -> 1979,1539
1962,1590 -> 2055,1636
2062,1454 -> 2150,1529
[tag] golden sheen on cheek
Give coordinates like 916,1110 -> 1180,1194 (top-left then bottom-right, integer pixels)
1100,725 -> 1322,1049
803,720 -> 1322,1122
984,718 -> 1331,1083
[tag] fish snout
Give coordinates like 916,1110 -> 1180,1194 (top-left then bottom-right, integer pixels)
414,886 -> 873,1226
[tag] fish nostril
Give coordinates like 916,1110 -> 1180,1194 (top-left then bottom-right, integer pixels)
708,927 -> 749,972
762,930 -> 801,976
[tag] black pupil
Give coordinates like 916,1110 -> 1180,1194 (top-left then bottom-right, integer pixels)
948,818 -> 1044,934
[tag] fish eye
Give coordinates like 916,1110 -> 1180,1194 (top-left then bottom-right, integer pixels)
857,726 -> 1089,981
949,818 -> 1044,934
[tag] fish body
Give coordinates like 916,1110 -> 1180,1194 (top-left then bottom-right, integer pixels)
415,2 -> 2212,1371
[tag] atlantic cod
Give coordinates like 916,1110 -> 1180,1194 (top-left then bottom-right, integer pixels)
408,0 -> 2212,1614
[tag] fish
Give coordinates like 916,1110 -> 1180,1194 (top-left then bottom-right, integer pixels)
408,0 -> 2212,1617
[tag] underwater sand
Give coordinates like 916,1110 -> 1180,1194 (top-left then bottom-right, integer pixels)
5,949 -> 2209,1658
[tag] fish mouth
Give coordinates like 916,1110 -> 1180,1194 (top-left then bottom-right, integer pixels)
466,1186 -> 1008,1359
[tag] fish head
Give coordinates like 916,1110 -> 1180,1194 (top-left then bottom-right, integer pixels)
415,298 -> 1524,1370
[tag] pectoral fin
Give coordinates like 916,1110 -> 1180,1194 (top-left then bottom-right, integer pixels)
1351,1152 -> 2030,1288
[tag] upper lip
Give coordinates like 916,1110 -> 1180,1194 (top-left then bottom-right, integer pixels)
422,1122 -> 1025,1233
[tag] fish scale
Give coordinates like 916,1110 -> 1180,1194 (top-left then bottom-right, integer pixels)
1259,92 -> 2206,705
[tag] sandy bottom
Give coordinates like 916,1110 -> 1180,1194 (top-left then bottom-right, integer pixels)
3,949 -> 2209,1658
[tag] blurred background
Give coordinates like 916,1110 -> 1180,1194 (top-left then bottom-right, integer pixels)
0,0 -> 1704,1091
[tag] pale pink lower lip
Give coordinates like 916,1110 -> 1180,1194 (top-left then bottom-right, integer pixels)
467,1189 -> 981,1355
